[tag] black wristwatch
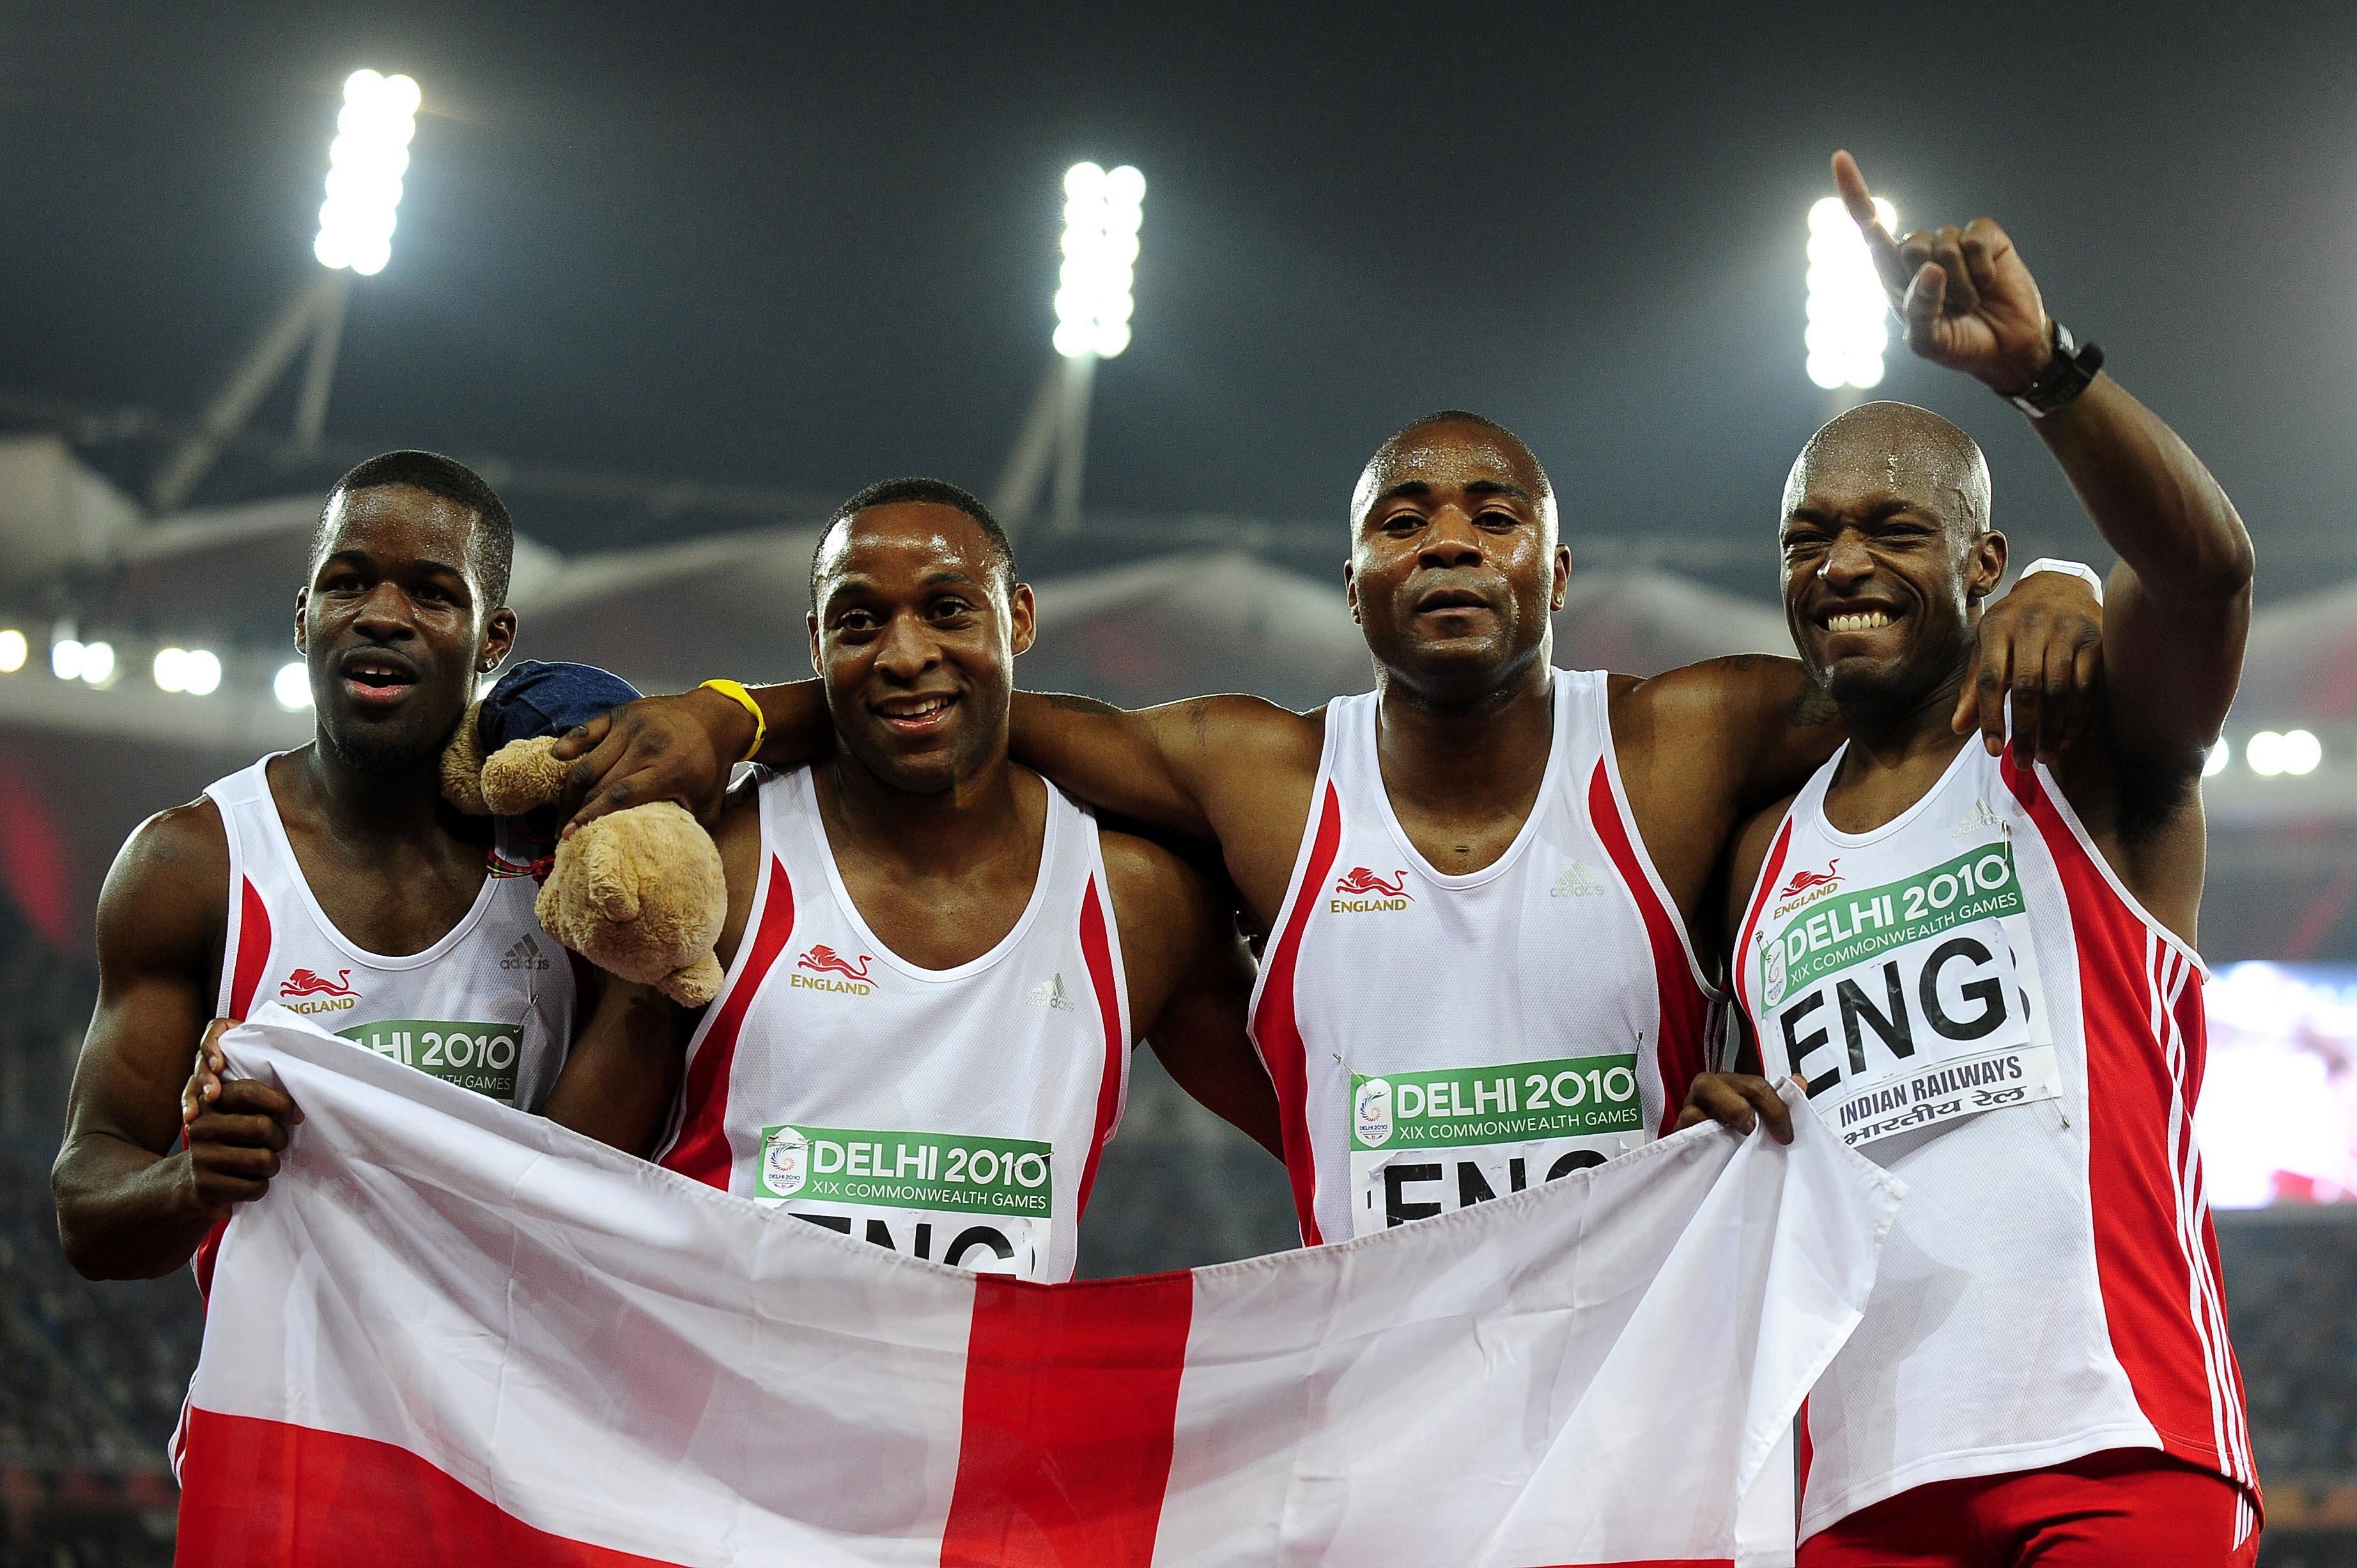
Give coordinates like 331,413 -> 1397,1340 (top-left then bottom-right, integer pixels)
2004,318 -> 2104,418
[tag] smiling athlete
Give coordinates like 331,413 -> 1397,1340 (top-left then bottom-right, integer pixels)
1686,153 -> 2262,1565
657,478 -> 1278,1280
53,452 -> 683,1298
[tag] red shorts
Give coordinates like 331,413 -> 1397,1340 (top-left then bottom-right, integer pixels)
1797,1449 -> 2259,1568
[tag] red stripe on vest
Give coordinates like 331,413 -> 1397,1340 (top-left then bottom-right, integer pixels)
1074,878 -> 1126,1219
1587,762 -> 1710,1138
194,878 -> 276,1306
1249,781 -> 1343,1247
1797,1394 -> 1816,1518
940,1270 -> 1194,1567
660,857 -> 796,1188
228,877 -> 272,1020
2000,757 -> 2258,1514
1731,818 -> 1796,1026
176,1409 -> 677,1567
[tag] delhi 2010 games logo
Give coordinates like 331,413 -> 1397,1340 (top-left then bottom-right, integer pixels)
1355,1079 -> 1394,1148
762,1126 -> 810,1197
1758,931 -> 1788,1009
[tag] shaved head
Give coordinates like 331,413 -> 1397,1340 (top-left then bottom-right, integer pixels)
1353,411 -> 1557,535
1782,401 -> 1991,539
1777,400 -> 2009,719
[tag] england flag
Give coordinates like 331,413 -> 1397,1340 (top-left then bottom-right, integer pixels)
174,1013 -> 1899,1567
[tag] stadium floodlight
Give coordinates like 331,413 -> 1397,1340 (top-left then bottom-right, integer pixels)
0,629 -> 24,673
2203,737 -> 2230,778
1805,194 -> 1898,391
1054,161 -> 1145,359
275,660 -> 314,711
2281,728 -> 2323,776
78,640 -> 116,687
313,70 -> 421,278
2245,729 -> 2321,778
157,647 -> 221,696
183,648 -> 222,696
51,638 -> 82,680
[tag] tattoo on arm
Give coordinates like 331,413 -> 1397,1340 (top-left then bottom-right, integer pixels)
1788,676 -> 1840,729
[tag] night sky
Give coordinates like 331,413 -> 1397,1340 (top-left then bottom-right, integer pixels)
5,0 -> 2351,595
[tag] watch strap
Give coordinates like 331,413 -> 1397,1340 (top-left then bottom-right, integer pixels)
2005,319 -> 2105,418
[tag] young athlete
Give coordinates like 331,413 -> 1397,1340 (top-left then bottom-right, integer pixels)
53,452 -> 684,1293
658,478 -> 1279,1281
1687,153 -> 2260,1564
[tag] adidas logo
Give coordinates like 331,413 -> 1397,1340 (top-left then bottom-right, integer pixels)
1952,799 -> 2007,837
501,934 -> 552,972
1552,861 -> 1607,898
1026,974 -> 1076,1012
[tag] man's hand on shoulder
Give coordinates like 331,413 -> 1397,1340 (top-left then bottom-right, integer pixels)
552,686 -> 764,835
1954,569 -> 2105,762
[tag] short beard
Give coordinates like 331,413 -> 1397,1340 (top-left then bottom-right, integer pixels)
1816,627 -> 1973,731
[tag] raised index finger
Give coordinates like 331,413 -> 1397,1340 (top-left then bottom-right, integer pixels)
1832,149 -> 1910,298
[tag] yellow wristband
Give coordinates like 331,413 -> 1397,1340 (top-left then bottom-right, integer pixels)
699,679 -> 767,764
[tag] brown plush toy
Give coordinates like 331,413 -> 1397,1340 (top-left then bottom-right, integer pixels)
442,662 -> 727,1007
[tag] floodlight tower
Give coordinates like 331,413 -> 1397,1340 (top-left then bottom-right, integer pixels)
1804,193 -> 1896,411
994,162 -> 1145,537
150,70 -> 421,512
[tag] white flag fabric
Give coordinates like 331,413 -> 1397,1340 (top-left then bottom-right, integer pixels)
176,1011 -> 1901,1568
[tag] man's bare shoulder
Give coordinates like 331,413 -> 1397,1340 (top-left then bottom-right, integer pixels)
114,797 -> 229,892
1206,693 -> 1324,763
99,797 -> 230,960
1096,826 -> 1219,931
1611,654 -> 1813,718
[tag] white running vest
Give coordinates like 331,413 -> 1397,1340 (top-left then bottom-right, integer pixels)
654,767 -> 1132,1285
205,755 -> 577,1111
1249,670 -> 1715,1247
1731,741 -> 2258,1539
178,749 -> 582,1451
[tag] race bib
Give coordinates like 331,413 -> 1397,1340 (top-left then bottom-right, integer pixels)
755,1124 -> 1054,1280
338,1019 -> 523,1101
1758,840 -> 2059,1149
1347,1052 -> 1642,1237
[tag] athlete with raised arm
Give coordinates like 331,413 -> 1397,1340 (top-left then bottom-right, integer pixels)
549,158 -> 2105,1245
53,453 -> 685,1300
1685,154 -> 2260,1564
658,479 -> 1278,1281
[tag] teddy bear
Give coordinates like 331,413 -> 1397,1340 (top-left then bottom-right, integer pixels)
441,660 -> 728,1006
